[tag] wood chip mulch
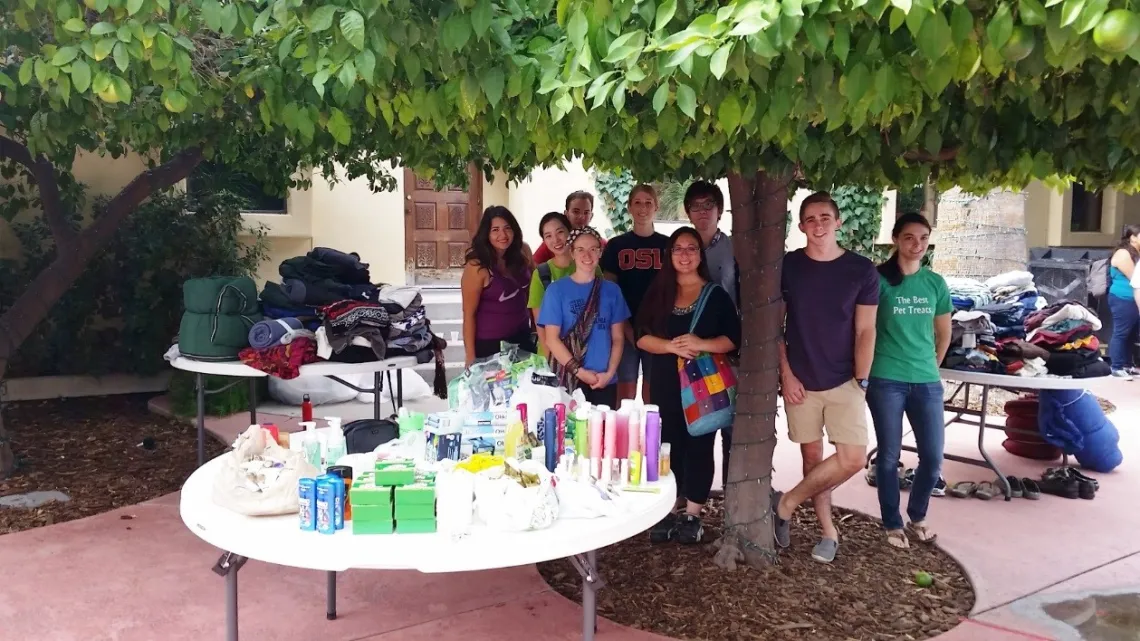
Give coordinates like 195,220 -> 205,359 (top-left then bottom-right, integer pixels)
538,500 -> 975,641
0,394 -> 225,534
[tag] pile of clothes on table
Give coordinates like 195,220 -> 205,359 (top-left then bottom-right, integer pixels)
238,247 -> 447,393
941,270 -> 1111,378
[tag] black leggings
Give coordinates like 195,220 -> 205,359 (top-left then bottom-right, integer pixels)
661,408 -> 717,505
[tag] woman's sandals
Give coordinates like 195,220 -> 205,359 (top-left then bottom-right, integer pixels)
887,521 -> 937,549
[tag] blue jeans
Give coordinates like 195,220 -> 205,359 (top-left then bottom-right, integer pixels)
1108,294 -> 1139,371
866,378 -> 945,531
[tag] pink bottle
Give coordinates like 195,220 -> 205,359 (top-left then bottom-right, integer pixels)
602,406 -> 617,461
627,411 -> 641,458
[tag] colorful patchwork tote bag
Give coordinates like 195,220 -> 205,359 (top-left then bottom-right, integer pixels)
678,283 -> 738,437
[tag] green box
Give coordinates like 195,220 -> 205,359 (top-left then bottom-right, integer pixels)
374,458 -> 413,471
352,519 -> 394,535
394,482 -> 436,505
375,465 -> 416,486
395,518 -> 437,534
352,504 -> 393,522
350,484 -> 392,507
394,502 -> 436,520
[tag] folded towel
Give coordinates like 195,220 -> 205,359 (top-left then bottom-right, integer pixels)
249,317 -> 303,349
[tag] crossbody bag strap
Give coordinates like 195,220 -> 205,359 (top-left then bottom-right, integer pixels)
687,282 -> 716,333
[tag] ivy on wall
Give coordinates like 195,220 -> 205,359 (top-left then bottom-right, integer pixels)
593,169 -> 636,235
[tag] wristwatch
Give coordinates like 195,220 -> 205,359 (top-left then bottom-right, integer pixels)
857,378 -> 869,391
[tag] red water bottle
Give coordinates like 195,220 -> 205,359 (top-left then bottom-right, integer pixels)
301,394 -> 313,422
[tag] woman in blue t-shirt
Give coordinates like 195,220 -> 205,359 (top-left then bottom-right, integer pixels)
1107,224 -> 1140,379
538,227 -> 630,406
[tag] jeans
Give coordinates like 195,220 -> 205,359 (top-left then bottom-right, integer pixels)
866,378 -> 945,531
1108,294 -> 1139,371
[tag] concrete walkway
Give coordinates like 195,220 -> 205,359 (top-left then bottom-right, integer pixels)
0,379 -> 1135,641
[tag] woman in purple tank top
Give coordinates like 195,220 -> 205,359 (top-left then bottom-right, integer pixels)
461,206 -> 536,366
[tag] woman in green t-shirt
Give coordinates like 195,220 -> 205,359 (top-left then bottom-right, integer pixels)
528,212 -> 575,355
866,213 -> 953,550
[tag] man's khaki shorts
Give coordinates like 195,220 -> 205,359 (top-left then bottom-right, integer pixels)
785,379 -> 869,446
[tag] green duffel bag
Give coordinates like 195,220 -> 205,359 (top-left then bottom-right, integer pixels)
178,276 -> 263,361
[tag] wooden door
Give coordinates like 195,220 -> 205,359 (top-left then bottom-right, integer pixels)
403,165 -> 483,285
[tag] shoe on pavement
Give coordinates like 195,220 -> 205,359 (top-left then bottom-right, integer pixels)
676,514 -> 704,544
1110,369 -> 1133,380
931,476 -> 947,497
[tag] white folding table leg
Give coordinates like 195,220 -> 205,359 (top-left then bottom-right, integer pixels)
570,550 -> 602,640
212,552 -> 248,641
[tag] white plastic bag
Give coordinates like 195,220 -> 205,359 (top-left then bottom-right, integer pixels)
269,374 -> 360,405
510,369 -> 572,435
555,478 -> 621,519
474,460 -> 559,531
436,463 -> 477,536
358,369 -> 433,404
212,425 -> 320,516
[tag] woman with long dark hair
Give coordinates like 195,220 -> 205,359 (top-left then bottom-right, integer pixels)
538,227 -> 629,406
866,213 -> 952,549
1107,224 -> 1140,379
636,227 -> 741,545
460,206 -> 535,366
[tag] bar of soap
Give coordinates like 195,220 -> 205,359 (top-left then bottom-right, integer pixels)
349,484 -> 392,507
394,502 -> 435,520
375,465 -> 416,486
395,518 -> 437,534
352,504 -> 393,522
394,482 -> 436,505
375,457 -> 413,471
352,519 -> 394,535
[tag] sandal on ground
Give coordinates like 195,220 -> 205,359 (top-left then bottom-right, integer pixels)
1005,475 -> 1024,499
886,530 -> 910,549
906,521 -> 938,543
974,481 -> 998,500
949,481 -> 976,498
901,468 -> 915,491
1022,478 -> 1042,500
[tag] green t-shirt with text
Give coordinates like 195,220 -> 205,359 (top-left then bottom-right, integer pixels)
870,268 -> 952,383
527,261 -> 601,357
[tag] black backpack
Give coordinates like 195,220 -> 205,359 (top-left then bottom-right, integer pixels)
537,262 -> 553,289
343,417 -> 399,454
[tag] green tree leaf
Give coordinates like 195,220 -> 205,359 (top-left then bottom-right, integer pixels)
201,0 -> 222,31
951,3 -> 974,44
127,0 -> 143,15
1072,0 -> 1106,34
312,69 -> 330,97
162,88 -> 188,112
70,59 -> 90,92
442,14 -> 473,50
1060,0 -> 1085,28
51,46 -> 79,66
63,18 -> 86,32
656,0 -> 677,31
327,108 -> 352,144
309,5 -> 337,32
472,0 -> 493,38
568,10 -> 588,48
355,50 -> 376,85
113,42 -> 130,73
90,22 -> 116,36
710,43 -> 733,79
833,21 -> 851,63
338,59 -> 356,89
676,82 -> 696,118
843,62 -> 871,101
340,10 -> 365,50
986,2 -> 1014,49
481,66 -> 505,106
653,83 -> 669,114
803,15 -> 831,54
1018,0 -> 1047,25
917,9 -> 952,60
890,0 -> 912,12
718,93 -> 743,133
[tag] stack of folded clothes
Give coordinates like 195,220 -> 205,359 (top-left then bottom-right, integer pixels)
945,277 -> 993,311
1025,300 -> 1112,378
943,310 -> 1003,373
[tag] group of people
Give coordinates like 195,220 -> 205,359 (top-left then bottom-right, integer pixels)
457,183 -> 958,563
1107,224 -> 1140,380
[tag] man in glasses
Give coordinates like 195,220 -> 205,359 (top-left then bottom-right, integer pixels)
683,181 -> 740,499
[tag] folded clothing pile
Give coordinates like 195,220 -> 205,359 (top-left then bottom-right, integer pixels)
942,309 -> 1003,373
1025,300 -> 1111,378
945,277 -> 993,311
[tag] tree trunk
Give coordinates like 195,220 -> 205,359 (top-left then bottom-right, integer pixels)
0,146 -> 205,478
713,169 -> 789,570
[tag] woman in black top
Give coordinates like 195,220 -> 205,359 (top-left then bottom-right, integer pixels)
636,226 -> 741,545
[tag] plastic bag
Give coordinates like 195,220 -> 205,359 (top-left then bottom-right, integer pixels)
448,346 -> 550,413
510,368 -> 571,435
357,369 -> 434,404
555,478 -> 620,519
212,425 -> 320,516
373,430 -> 426,463
436,463 -> 477,536
474,459 -> 559,531
269,374 -> 360,405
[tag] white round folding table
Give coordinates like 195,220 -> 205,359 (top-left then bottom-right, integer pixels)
180,456 -> 676,641
171,356 -> 420,467
868,368 -> 1111,500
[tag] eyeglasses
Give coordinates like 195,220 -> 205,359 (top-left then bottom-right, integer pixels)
573,246 -> 602,256
688,200 -> 718,213
670,247 -> 700,256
